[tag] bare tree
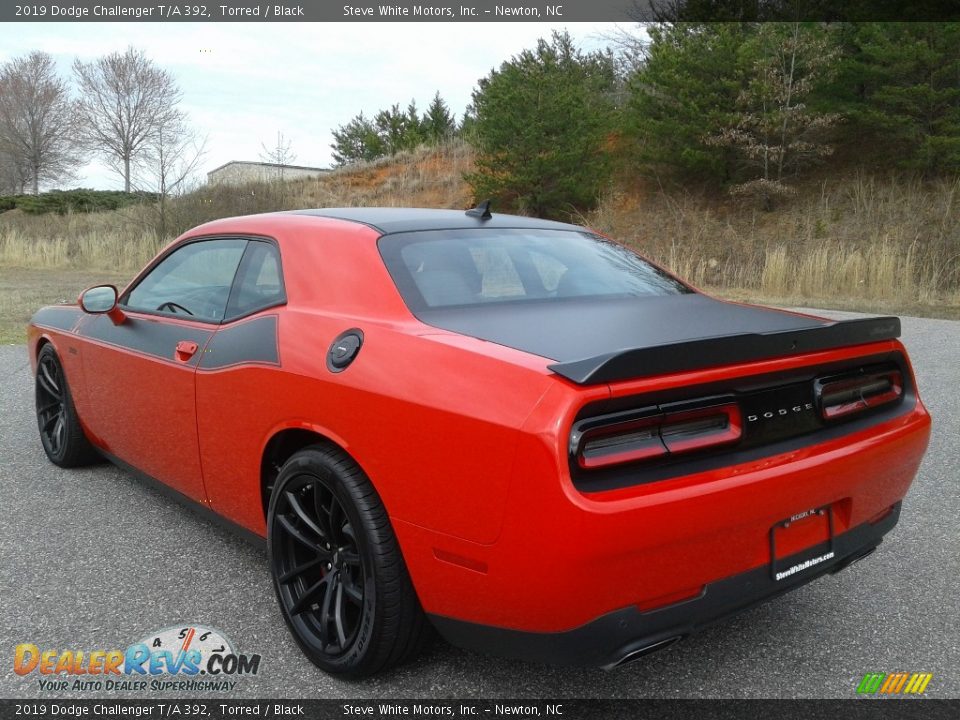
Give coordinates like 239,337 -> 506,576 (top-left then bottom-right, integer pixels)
259,131 -> 296,181
73,47 -> 183,192
0,52 -> 80,194
706,23 -> 841,208
600,24 -> 649,76
133,116 -> 207,238
0,146 -> 29,194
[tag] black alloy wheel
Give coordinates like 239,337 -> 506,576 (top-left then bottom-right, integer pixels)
273,473 -> 366,655
35,344 -> 98,467
267,445 -> 430,677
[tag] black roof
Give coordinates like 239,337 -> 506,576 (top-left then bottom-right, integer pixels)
287,208 -> 582,234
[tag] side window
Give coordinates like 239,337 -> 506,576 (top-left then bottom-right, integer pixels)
124,239 -> 247,322
224,241 -> 286,321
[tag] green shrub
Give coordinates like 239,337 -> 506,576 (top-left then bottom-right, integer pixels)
0,189 -> 156,216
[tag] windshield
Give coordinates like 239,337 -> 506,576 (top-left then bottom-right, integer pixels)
378,228 -> 690,311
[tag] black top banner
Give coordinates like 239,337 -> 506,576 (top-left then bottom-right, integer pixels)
2,0 -> 959,22
0,700 -> 959,720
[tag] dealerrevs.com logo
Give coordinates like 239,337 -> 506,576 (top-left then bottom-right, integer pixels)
14,625 -> 261,692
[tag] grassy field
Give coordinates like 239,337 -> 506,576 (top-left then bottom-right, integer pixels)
0,267 -> 130,344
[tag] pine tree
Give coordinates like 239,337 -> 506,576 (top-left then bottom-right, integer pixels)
458,105 -> 477,141
330,92 -> 459,166
467,31 -> 617,219
625,23 -> 753,185
404,100 -> 426,147
330,112 -> 384,166
424,92 -> 456,142
834,22 -> 960,173
372,102 -> 424,155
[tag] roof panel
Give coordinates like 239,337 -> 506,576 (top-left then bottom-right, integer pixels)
286,208 -> 582,234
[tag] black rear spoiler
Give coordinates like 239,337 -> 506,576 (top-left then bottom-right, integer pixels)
547,316 -> 902,385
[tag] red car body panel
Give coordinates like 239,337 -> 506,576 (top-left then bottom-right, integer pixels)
78,311 -> 209,501
28,210 -> 931,665
404,347 -> 928,630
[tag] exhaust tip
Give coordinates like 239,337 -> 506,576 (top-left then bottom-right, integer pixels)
606,636 -> 683,670
829,545 -> 878,575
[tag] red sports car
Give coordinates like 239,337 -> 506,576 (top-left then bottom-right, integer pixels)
28,206 -> 931,677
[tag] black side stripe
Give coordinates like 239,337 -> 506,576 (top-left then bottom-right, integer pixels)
53,311 -> 281,370
32,306 -> 82,332
199,315 -> 280,370
82,314 -> 213,368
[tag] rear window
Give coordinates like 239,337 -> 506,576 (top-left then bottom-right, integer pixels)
378,229 -> 690,310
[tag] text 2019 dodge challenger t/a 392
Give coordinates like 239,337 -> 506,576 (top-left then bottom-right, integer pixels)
28,206 -> 931,677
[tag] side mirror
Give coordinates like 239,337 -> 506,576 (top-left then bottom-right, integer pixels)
79,285 -> 125,325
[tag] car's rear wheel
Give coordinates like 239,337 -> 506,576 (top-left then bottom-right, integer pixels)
35,344 -> 99,467
267,445 -> 430,677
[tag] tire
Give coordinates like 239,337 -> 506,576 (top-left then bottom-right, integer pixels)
35,344 -> 99,468
267,444 -> 431,678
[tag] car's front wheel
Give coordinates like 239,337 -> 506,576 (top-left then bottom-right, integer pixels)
35,344 -> 99,467
267,445 -> 430,677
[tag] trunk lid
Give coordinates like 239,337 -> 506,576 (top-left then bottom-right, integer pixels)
415,293 -> 900,384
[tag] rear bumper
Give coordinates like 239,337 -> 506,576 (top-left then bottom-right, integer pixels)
429,503 -> 900,668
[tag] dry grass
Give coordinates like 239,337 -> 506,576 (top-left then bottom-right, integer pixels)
586,172 -> 960,312
299,140 -> 474,209
0,223 -> 163,272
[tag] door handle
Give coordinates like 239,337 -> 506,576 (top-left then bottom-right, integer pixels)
175,340 -> 199,362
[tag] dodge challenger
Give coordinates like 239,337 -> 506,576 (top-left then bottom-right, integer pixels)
28,206 -> 931,678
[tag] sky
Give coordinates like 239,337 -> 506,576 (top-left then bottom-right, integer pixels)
0,22 -> 631,190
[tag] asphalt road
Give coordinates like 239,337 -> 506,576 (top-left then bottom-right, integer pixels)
1,309 -> 957,700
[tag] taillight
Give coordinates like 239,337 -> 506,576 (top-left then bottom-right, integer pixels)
579,416 -> 664,469
576,403 -> 742,470
816,369 -> 903,421
659,404 -> 742,454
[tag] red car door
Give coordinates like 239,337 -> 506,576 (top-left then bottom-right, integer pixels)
78,238 -> 248,503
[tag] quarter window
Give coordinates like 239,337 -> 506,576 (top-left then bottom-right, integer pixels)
224,241 -> 286,320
